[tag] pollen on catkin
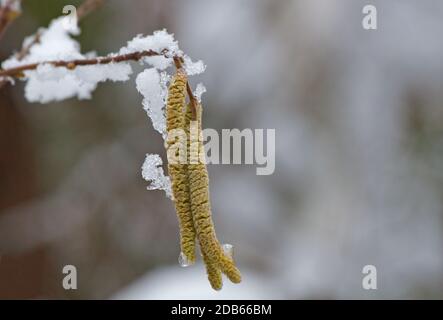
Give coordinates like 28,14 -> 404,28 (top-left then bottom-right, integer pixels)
185,102 -> 242,287
166,70 -> 196,265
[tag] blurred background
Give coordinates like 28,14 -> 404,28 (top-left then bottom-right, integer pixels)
1,0 -> 443,299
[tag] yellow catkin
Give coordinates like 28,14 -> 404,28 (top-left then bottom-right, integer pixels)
203,251 -> 223,290
184,103 -> 222,289
166,71 -> 196,264
219,252 -> 242,284
185,102 -> 242,286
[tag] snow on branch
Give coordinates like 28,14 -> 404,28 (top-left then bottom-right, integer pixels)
14,0 -> 104,63
0,15 -> 182,103
0,12 -> 205,198
0,49 -> 163,77
0,0 -> 105,89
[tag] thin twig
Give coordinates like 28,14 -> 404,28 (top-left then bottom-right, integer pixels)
0,51 -> 198,117
0,0 -> 20,40
0,0 -> 21,89
0,49 -> 163,78
76,0 -> 105,20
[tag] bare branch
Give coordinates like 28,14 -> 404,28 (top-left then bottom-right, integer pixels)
0,0 -> 21,40
0,49 -> 164,78
77,0 -> 105,20
0,0 -> 21,89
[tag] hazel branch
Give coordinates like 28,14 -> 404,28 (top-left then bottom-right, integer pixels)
0,0 -> 21,40
0,49 -> 164,78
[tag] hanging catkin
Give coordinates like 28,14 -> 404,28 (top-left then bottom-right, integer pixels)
185,101 -> 242,288
203,251 -> 223,290
166,67 -> 241,290
184,102 -> 222,289
165,70 -> 196,265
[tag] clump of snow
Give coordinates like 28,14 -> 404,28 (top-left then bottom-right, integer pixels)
2,16 -> 134,103
120,30 -> 179,56
75,63 -> 132,83
24,64 -> 97,103
3,16 -> 81,69
183,55 -> 206,76
194,83 -> 207,102
136,68 -> 169,138
2,20 -> 184,103
20,61 -> 134,103
141,154 -> 172,198
120,30 -> 180,70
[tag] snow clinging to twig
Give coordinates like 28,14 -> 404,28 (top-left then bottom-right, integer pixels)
141,154 -> 172,199
119,29 -> 180,70
1,13 -> 207,201
136,68 -> 170,138
1,20 -> 182,104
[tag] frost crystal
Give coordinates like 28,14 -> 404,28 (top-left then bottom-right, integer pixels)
183,55 -> 206,76
194,83 -> 207,103
141,154 -> 172,198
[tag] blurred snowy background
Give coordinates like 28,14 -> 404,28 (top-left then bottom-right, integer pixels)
1,0 -> 443,299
